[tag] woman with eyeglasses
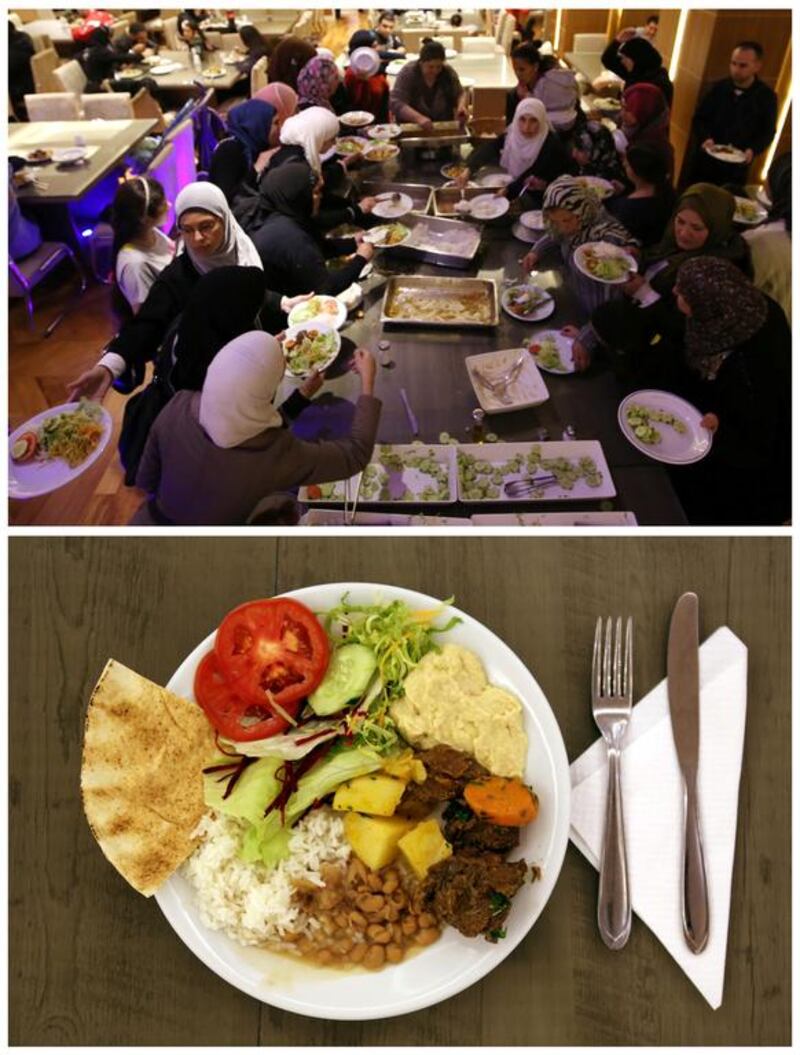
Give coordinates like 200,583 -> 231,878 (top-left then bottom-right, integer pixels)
67,182 -> 311,402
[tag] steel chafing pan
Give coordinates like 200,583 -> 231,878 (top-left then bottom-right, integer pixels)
387,214 -> 483,269
397,120 -> 470,148
360,180 -> 433,215
380,275 -> 498,328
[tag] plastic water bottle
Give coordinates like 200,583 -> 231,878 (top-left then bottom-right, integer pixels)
191,49 -> 202,71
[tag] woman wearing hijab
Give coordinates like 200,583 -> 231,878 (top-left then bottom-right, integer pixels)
68,182 -> 310,402
601,31 -> 673,106
209,100 -> 278,206
604,142 -> 674,247
742,152 -> 791,322
521,174 -> 640,314
461,98 -> 574,203
267,35 -> 317,90
297,55 -> 341,113
617,83 -> 673,176
344,31 -> 390,121
645,258 -> 790,525
252,164 -> 373,296
390,40 -> 467,129
131,337 -> 381,526
569,114 -> 625,184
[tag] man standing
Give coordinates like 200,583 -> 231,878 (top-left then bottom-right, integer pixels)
686,41 -> 778,187
374,10 -> 405,59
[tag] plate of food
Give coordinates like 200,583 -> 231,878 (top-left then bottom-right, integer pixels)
457,441 -> 615,502
302,445 -> 458,505
368,124 -> 402,140
573,242 -> 637,284
520,210 -> 544,230
575,176 -> 614,200
476,172 -> 514,189
467,194 -> 510,220
591,97 -> 621,112
8,400 -> 112,499
52,146 -> 88,164
471,511 -> 638,526
385,59 -> 407,76
618,390 -> 712,465
335,136 -> 370,157
441,162 -> 471,181
371,192 -> 414,219
201,65 -> 226,78
443,179 -> 478,190
80,586 -> 570,1018
362,141 -> 401,163
288,295 -> 348,330
733,196 -> 768,225
704,143 -> 747,164
325,223 -> 364,239
527,330 -> 575,375
363,222 -> 411,248
149,61 -> 183,75
501,283 -> 555,322
24,148 -> 53,164
340,110 -> 375,128
281,323 -> 342,378
466,348 -> 549,414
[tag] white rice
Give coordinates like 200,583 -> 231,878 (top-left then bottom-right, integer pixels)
181,808 -> 351,946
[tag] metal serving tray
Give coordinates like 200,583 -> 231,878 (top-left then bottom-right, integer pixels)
380,275 -> 498,328
388,214 -> 483,269
360,180 -> 433,215
433,185 -> 494,217
397,120 -> 470,148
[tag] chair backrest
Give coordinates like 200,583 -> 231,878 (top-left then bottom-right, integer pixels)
573,33 -> 609,53
162,15 -> 180,50
30,47 -> 61,93
461,36 -> 499,54
433,35 -> 454,49
82,92 -> 133,119
131,86 -> 167,132
9,12 -> 23,29
218,31 -> 241,51
163,117 -> 198,190
24,92 -> 82,121
499,19 -> 515,54
203,30 -> 223,49
110,18 -> 131,41
53,59 -> 87,97
494,11 -> 509,43
251,55 -> 268,94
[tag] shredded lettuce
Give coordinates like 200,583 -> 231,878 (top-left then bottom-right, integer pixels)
203,756 -> 283,826
223,722 -> 341,760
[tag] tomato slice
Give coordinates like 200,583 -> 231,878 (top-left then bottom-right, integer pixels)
194,650 -> 303,741
214,598 -> 331,710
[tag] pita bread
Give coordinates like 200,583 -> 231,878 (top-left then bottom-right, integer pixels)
81,659 -> 216,897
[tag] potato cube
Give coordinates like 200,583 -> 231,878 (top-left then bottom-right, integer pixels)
398,819 -> 453,879
332,773 -> 407,817
343,813 -> 415,871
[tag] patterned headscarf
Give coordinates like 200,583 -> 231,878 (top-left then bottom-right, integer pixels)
297,55 -> 340,111
676,257 -> 768,379
542,175 -> 637,250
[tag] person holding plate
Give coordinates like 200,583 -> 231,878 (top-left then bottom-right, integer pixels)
684,42 -> 778,189
742,153 -> 791,323
389,39 -> 467,130
130,334 -> 381,526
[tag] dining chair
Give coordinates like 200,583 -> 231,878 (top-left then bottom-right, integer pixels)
461,36 -> 501,54
82,92 -> 134,119
219,31 -> 241,51
250,55 -> 268,94
162,15 -> 180,50
131,86 -> 167,132
30,47 -> 61,93
24,92 -> 82,120
203,30 -> 223,49
9,242 -> 87,338
498,19 -> 516,54
433,35 -> 455,49
52,59 -> 88,97
573,33 -> 610,53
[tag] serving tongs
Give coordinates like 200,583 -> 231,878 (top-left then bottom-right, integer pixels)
376,191 -> 402,203
342,472 -> 364,526
503,473 -> 559,497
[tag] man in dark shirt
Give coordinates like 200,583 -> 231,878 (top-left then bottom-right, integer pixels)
685,41 -> 778,187
114,21 -> 158,58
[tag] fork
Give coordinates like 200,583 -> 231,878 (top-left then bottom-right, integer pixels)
475,354 -> 526,392
592,615 -> 633,950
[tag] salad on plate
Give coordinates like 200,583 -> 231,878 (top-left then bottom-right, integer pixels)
528,332 -> 575,374
281,326 -> 340,376
501,284 -> 554,321
11,399 -> 105,469
575,243 -> 636,284
287,295 -> 346,329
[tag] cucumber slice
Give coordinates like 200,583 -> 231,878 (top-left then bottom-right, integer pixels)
309,643 -> 377,715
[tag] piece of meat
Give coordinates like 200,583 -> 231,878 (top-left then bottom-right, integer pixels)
442,799 -> 520,854
395,745 -> 490,819
421,851 -> 528,940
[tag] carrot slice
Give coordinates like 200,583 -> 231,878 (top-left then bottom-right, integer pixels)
463,777 -> 539,827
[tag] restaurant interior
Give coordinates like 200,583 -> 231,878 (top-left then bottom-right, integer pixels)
7,6 -> 792,527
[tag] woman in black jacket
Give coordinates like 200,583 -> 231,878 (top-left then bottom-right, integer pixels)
601,32 -> 673,106
251,164 -> 374,297
209,99 -> 277,206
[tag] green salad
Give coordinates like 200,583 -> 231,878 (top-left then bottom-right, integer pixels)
529,335 -> 566,372
283,328 -> 337,375
625,403 -> 688,444
458,447 -> 602,499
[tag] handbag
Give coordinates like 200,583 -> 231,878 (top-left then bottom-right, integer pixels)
118,324 -> 179,487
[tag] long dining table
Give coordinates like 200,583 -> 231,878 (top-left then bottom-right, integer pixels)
283,147 -> 688,526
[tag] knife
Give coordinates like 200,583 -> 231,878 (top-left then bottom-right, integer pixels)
667,592 -> 710,954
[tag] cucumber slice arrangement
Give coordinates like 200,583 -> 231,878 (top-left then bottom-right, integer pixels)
308,643 -> 378,715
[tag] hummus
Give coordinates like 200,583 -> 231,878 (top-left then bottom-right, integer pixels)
390,644 -> 527,778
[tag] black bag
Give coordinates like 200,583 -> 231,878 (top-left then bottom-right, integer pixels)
118,324 -> 179,486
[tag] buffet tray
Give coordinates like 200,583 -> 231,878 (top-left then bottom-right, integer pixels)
380,275 -> 498,327
388,214 -> 483,269
360,180 -> 433,215
467,117 -> 507,143
397,120 -> 470,148
433,185 -> 496,217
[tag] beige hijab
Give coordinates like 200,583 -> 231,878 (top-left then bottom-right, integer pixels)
199,331 -> 285,448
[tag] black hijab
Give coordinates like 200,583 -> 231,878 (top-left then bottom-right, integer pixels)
260,162 -> 317,228
172,266 -> 267,390
618,37 -> 663,78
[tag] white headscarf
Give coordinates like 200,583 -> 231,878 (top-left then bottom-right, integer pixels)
279,105 -> 340,175
500,98 -> 552,179
175,182 -> 263,275
199,331 -> 285,448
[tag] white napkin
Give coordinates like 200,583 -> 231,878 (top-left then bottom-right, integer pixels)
569,626 -> 748,1009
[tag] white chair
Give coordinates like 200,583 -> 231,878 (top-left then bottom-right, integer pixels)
573,33 -> 609,53
162,15 -> 180,49
203,30 -> 223,49
461,36 -> 500,54
52,59 -> 88,97
494,11 -> 509,43
82,92 -> 134,119
9,12 -> 23,29
219,31 -> 241,51
9,242 -> 87,337
251,54 -> 268,94
30,47 -> 61,93
498,19 -> 515,54
433,35 -> 454,49
24,92 -> 82,120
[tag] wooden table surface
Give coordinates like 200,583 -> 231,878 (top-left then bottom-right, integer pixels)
9,536 -> 790,1046
9,118 -> 158,203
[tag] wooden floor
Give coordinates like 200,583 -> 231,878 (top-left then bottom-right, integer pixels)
9,271 -> 144,526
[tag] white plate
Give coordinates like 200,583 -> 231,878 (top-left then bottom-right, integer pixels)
573,242 -> 638,285
704,143 -> 747,164
8,402 -> 112,500
575,176 -> 614,199
371,192 -> 414,219
339,110 -> 375,128
457,441 -> 616,502
440,163 -> 471,180
618,389 -> 713,465
466,348 -> 549,414
362,222 -> 411,247
501,283 -> 555,322
443,179 -> 478,190
335,136 -> 369,156
157,583 -> 570,1020
362,141 -> 401,163
756,186 -> 772,209
52,147 -> 87,164
202,69 -> 227,79
512,221 -> 540,244
471,511 -> 638,526
336,281 -> 363,312
300,511 -> 472,526
281,322 -> 341,378
527,330 -> 575,375
149,62 -> 182,75
477,172 -> 514,189
386,59 -> 407,76
367,123 -> 402,140
733,196 -> 768,225
287,295 -> 347,330
300,445 -> 458,505
467,193 -> 509,220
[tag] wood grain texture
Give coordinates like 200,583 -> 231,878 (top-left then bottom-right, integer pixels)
9,537 -> 790,1045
